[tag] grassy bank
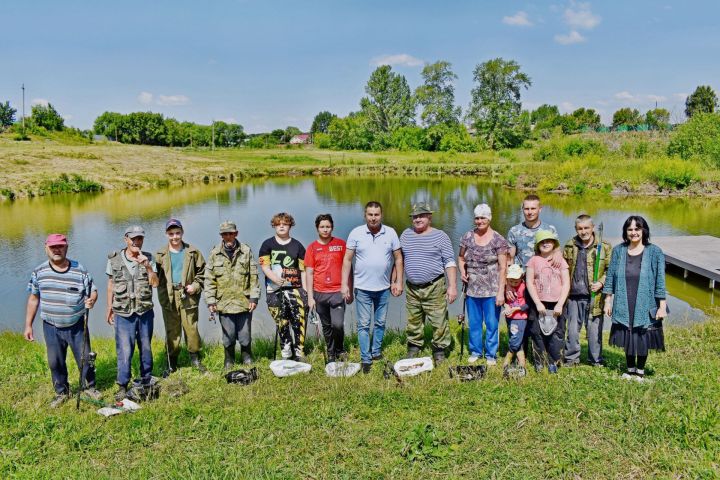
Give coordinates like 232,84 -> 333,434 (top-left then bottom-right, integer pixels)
1,320 -> 718,478
2,131 -> 719,200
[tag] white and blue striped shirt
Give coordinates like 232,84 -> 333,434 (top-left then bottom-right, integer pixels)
28,260 -> 96,328
400,228 -> 457,285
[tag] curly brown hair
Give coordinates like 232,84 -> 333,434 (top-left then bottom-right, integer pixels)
271,212 -> 296,227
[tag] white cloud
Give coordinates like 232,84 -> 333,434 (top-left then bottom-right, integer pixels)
646,94 -> 667,103
614,92 -> 668,104
554,30 -> 586,44
62,114 -> 73,121
370,53 -> 423,67
503,11 -> 533,26
596,100 -> 609,106
560,101 -> 575,112
614,91 -> 635,101
217,117 -> 238,124
564,1 -> 601,30
673,92 -> 688,101
31,98 -> 49,107
138,92 -> 153,105
157,94 -> 190,106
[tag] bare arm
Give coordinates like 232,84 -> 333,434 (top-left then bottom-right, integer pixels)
106,278 -> 115,324
554,268 -> 571,317
306,267 -> 315,310
24,294 -> 39,341
445,265 -> 457,304
507,246 -> 517,266
496,252 -> 508,306
340,248 -> 355,301
457,247 -> 468,284
525,266 -> 545,315
391,249 -> 404,297
261,264 -> 284,286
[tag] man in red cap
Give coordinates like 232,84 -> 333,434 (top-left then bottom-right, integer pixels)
25,234 -> 102,408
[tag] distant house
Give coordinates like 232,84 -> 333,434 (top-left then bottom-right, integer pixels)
289,133 -> 311,144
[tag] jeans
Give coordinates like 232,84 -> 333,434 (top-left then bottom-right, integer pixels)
466,296 -> 500,360
115,310 -> 154,387
564,296 -> 604,364
43,320 -> 96,394
355,288 -> 390,364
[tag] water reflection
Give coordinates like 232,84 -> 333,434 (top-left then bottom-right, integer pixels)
2,176 -> 718,341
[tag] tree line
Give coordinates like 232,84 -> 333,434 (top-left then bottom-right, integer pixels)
1,60 -> 718,152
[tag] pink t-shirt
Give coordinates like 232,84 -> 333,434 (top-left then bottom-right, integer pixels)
527,255 -> 569,303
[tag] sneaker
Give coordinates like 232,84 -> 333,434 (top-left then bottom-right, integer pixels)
50,392 -> 69,408
591,362 -> 604,368
294,348 -> 307,363
534,363 -> 544,373
281,343 -> 293,359
468,355 -> 480,364
486,358 -> 497,366
372,353 -> 384,361
189,353 -> 208,374
548,364 -> 558,374
563,360 -> 579,367
114,385 -> 128,402
503,365 -> 510,379
517,366 -> 527,378
337,352 -> 349,363
621,372 -> 635,380
82,388 -> 102,401
634,369 -> 646,381
432,350 -> 446,364
361,363 -> 372,374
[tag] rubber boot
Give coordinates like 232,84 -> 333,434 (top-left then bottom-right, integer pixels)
240,345 -> 253,365
407,343 -> 421,358
224,346 -> 235,371
432,348 -> 446,365
162,355 -> 178,378
189,353 -> 208,374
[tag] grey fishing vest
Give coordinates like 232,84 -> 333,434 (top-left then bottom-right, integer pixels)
109,250 -> 154,316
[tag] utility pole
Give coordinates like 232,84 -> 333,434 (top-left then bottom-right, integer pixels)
21,84 -> 25,134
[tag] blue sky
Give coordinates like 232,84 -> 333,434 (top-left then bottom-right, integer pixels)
2,0 -> 718,132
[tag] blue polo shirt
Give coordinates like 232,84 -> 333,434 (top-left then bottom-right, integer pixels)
346,224 -> 400,291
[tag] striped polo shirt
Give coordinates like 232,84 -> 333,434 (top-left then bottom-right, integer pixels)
400,228 -> 457,285
27,260 -> 96,328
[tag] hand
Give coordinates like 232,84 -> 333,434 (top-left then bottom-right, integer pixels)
460,271 -> 469,284
131,252 -> 149,265
185,284 -> 196,295
590,281 -> 603,293
550,249 -> 564,268
553,305 -> 563,318
495,292 -> 504,307
307,297 -> 316,311
341,285 -> 351,302
536,303 -> 546,316
505,286 -> 517,302
345,291 -> 354,305
208,304 -> 217,313
503,306 -> 513,317
603,301 -> 613,318
106,307 -> 114,325
446,285 -> 457,304
23,325 -> 34,341
85,297 -> 96,309
391,282 -> 403,297
655,305 -> 667,320
249,302 -> 257,312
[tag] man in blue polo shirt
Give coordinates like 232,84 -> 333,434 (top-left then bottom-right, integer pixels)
341,201 -> 403,373
24,233 -> 101,408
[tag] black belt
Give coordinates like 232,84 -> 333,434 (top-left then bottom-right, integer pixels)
406,274 -> 444,289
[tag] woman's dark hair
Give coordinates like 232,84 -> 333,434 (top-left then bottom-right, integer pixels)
622,215 -> 651,245
315,213 -> 334,229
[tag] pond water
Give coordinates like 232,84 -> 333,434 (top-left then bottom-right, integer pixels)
2,176 -> 718,342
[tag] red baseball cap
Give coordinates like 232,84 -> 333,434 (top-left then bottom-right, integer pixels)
45,233 -> 68,247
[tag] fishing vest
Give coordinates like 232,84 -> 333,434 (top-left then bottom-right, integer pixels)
109,250 -> 154,316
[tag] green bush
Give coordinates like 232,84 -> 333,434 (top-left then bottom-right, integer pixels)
563,138 -> 606,156
644,158 -> 699,190
38,174 -> 103,195
313,133 -> 331,149
390,126 -> 425,151
667,113 -> 720,166
533,138 -> 564,161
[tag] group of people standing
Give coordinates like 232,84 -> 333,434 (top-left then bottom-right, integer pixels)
23,195 -> 668,407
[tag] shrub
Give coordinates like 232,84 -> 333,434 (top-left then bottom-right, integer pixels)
643,158 -> 699,190
313,133 -> 332,149
563,138 -> 606,156
38,174 -> 103,195
667,113 -> 720,166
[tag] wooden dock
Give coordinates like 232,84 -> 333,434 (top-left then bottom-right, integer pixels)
607,235 -> 720,289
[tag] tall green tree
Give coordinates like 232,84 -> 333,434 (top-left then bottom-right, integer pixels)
466,58 -> 532,149
645,108 -> 670,131
310,111 -> 336,134
31,103 -> 64,131
93,111 -> 124,139
612,108 -> 642,129
414,61 -> 461,127
282,126 -> 302,142
530,104 -> 560,129
685,85 -> 718,118
0,101 -> 16,129
360,65 -> 415,134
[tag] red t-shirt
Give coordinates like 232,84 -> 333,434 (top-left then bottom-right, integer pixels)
304,237 -> 346,293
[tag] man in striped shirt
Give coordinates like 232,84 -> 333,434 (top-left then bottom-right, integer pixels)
400,203 -> 458,363
24,233 -> 101,408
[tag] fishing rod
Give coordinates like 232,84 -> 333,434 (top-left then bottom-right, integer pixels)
590,222 -> 604,312
76,309 -> 89,410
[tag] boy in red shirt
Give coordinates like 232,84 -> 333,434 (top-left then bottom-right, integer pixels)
305,214 -> 350,363
502,264 -> 529,378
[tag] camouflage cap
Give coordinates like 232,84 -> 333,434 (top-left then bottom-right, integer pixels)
409,202 -> 434,217
219,220 -> 238,233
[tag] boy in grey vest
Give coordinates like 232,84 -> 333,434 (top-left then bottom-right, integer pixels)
106,225 -> 159,401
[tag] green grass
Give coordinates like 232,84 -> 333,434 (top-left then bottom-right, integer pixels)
1,320 -> 719,479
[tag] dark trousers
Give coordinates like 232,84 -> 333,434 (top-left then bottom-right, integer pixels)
219,312 -> 252,349
43,320 -> 96,394
314,291 -> 346,357
528,301 -> 567,366
114,310 -> 154,387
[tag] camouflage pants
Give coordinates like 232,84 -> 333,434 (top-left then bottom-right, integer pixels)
405,278 -> 450,350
